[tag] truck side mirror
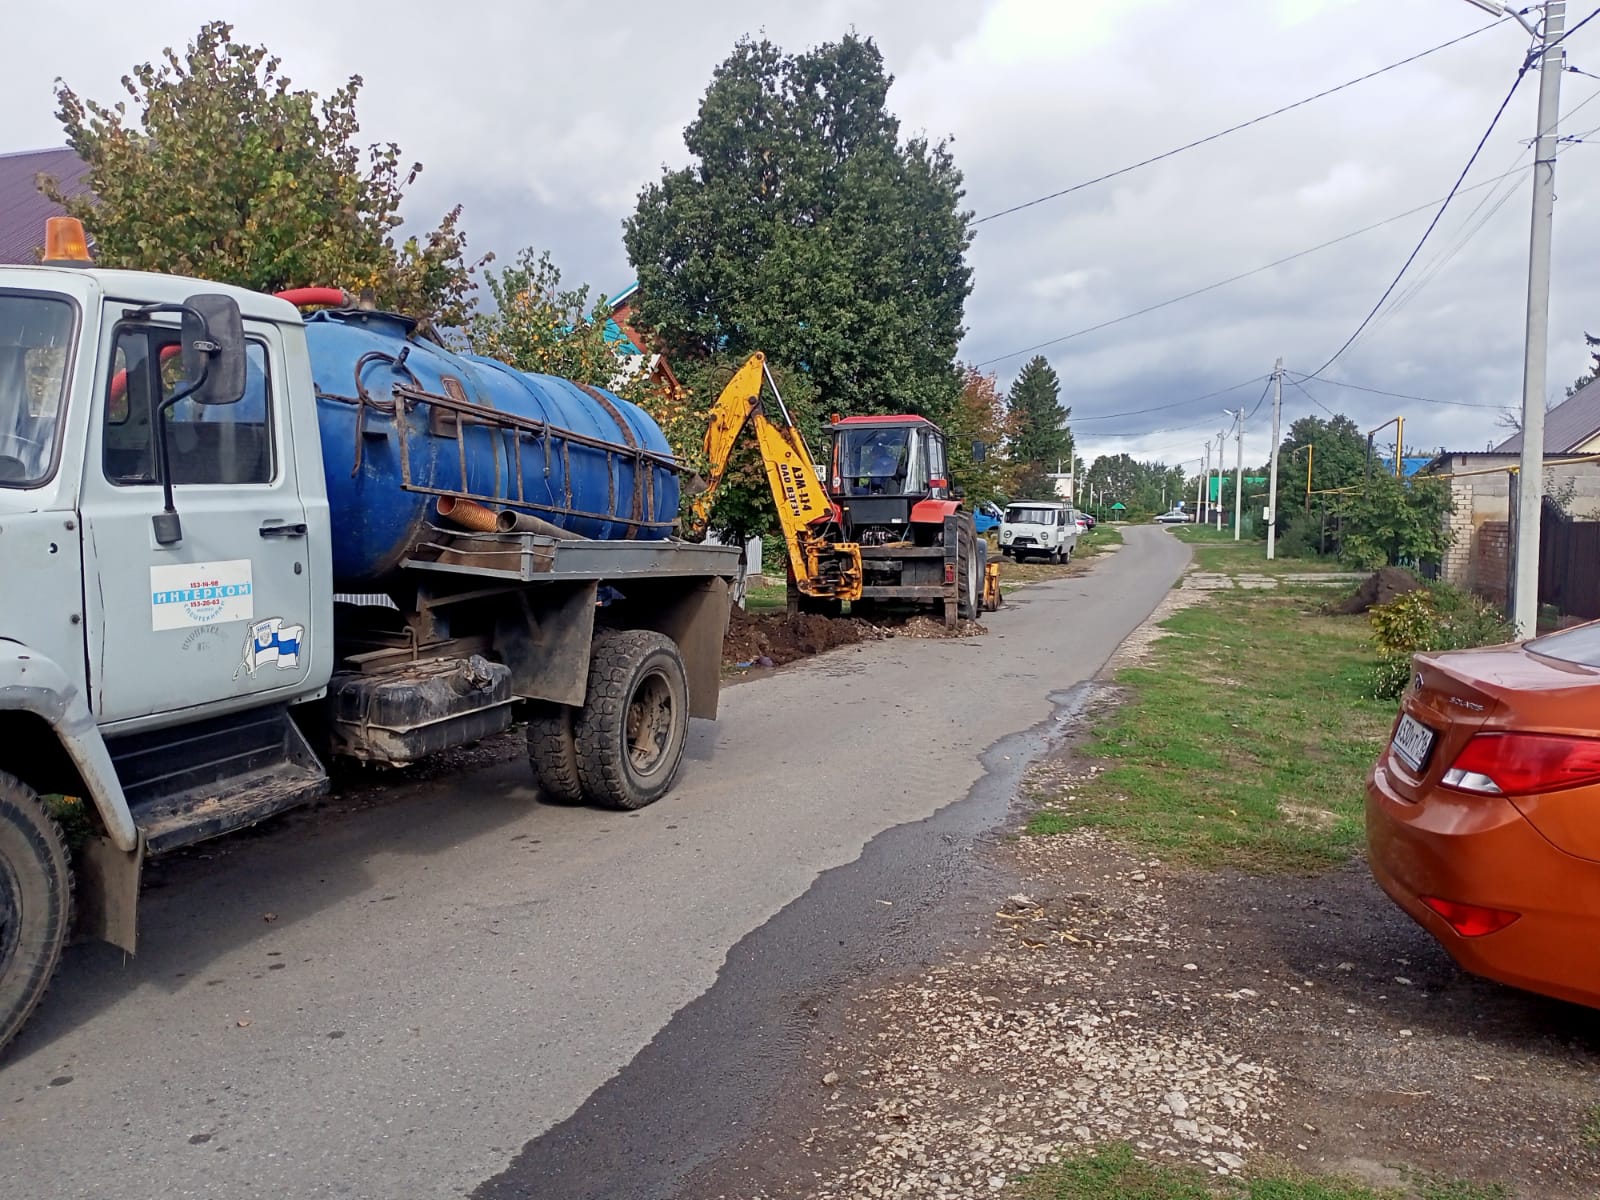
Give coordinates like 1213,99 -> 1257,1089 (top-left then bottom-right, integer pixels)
143,293 -> 248,545
971,440 -> 988,464
182,294 -> 246,406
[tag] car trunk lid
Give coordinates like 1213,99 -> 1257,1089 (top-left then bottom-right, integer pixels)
1386,642 -> 1600,802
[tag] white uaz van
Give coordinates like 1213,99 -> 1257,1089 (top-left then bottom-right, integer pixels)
999,500 -> 1080,563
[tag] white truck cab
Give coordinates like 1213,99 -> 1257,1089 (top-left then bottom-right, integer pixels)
999,500 -> 1079,564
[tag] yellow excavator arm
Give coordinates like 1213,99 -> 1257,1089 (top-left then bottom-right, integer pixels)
691,353 -> 861,601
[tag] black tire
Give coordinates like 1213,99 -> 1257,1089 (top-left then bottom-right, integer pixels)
0,772 -> 72,1057
575,630 -> 690,811
525,705 -> 585,805
957,529 -> 981,620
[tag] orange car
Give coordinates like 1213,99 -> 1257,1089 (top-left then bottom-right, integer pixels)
1366,621 -> 1600,1008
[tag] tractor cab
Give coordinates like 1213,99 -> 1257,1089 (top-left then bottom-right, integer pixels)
828,415 -> 951,542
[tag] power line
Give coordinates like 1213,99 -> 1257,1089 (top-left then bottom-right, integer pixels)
971,164 -> 1532,370
1285,375 -> 1341,418
975,80 -> 1600,373
1071,376 -> 1273,440
1287,370 -> 1504,409
970,21 -> 1504,226
1071,373 -> 1272,423
1305,64 -> 1530,379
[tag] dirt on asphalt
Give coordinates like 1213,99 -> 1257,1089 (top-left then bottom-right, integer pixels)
682,745 -> 1600,1200
683,587 -> 1600,1200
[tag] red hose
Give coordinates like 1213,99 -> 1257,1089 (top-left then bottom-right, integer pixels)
275,287 -> 350,308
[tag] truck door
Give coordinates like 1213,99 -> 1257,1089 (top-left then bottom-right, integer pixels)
81,311 -> 316,724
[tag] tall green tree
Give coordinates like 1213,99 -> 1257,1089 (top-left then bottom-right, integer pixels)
1005,356 -> 1072,499
946,366 -> 1010,505
1274,412 -> 1368,534
623,34 -> 972,423
44,21 -> 480,329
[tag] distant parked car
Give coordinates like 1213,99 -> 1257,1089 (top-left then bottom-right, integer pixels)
1367,621 -> 1600,1009
1073,513 -> 1092,534
973,501 -> 1004,535
1154,508 -> 1190,524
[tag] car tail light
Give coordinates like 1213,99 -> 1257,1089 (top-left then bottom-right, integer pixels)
1421,895 -> 1521,937
1441,732 -> 1600,796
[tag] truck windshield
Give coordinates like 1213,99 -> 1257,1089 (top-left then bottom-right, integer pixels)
0,294 -> 75,487
840,427 -> 911,495
1006,506 -> 1061,525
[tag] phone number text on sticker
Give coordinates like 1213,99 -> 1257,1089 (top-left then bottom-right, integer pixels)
151,559 -> 254,631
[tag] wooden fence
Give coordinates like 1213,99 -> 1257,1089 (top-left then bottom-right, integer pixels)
1539,497 -> 1600,620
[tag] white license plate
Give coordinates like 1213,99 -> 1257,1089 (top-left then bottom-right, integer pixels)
1391,713 -> 1436,773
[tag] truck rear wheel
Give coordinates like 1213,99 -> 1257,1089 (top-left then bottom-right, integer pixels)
0,771 -> 72,1056
525,705 -> 585,805
575,630 -> 689,811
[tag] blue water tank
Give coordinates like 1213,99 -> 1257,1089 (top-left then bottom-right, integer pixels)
305,311 -> 679,589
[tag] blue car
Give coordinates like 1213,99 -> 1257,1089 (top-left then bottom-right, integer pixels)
973,501 -> 1004,535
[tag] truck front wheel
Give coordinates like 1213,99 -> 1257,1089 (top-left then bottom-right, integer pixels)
0,771 -> 72,1055
575,630 -> 689,811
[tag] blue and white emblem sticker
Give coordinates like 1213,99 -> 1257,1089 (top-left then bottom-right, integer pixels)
151,560 -> 254,631
235,617 -> 307,678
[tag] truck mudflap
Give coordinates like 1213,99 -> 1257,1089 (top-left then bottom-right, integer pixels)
0,640 -> 137,852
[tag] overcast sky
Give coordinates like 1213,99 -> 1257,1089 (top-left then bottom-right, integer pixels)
7,0 -> 1600,472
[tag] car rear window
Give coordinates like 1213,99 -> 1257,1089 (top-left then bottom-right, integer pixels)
1528,623 -> 1600,668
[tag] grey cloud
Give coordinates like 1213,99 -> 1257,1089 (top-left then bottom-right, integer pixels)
4,0 -> 1598,471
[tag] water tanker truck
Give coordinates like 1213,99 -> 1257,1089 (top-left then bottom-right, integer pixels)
0,219 -> 742,1052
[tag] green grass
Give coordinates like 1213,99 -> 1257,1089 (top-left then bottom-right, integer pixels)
1010,1145 -> 1508,1200
743,580 -> 788,613
1579,1103 -> 1600,1149
1168,526 -> 1345,577
1026,585 -> 1392,872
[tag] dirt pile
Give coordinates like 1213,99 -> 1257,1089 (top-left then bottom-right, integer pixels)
723,608 -> 891,667
1333,565 -> 1422,615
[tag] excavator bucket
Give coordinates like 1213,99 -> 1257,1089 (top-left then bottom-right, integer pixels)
982,560 -> 1002,613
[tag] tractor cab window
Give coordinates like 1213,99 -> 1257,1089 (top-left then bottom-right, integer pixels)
0,293 -> 76,488
839,426 -> 929,496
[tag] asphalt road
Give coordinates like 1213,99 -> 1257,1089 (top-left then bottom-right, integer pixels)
0,526 -> 1189,1199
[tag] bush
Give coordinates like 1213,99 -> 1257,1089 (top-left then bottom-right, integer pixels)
1368,583 -> 1514,699
1276,517 -> 1325,560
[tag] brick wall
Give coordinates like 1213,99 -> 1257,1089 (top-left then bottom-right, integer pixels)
1441,479 -> 1475,585
1474,521 -> 1510,608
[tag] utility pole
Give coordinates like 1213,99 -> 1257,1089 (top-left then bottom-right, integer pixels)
1232,408 -> 1244,542
1465,0 -> 1563,637
1216,428 -> 1228,530
1198,441 -> 1209,521
1512,0 -> 1563,638
1266,359 -> 1284,559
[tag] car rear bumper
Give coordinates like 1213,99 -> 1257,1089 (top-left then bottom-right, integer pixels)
1366,754 -> 1600,1008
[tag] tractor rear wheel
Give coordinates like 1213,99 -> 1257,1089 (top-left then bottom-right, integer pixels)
957,527 -> 981,620
575,630 -> 689,811
0,771 -> 72,1056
